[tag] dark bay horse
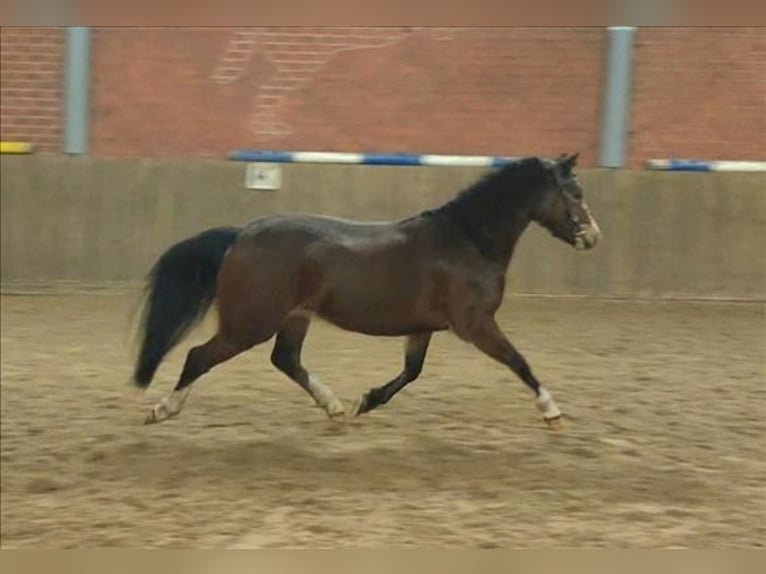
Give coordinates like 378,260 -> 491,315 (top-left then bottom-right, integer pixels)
134,154 -> 600,429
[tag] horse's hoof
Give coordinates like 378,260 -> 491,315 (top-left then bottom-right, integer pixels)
353,395 -> 369,417
326,406 -> 346,421
545,416 -> 563,431
144,404 -> 176,425
319,396 -> 345,419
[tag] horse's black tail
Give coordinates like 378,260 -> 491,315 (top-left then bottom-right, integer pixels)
133,226 -> 241,388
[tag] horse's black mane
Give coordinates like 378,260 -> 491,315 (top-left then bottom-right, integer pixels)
418,156 -> 547,262
424,157 -> 545,220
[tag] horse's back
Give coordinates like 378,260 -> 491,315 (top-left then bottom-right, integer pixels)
228,212 -> 410,291
241,213 -> 400,243
236,215 -> 413,268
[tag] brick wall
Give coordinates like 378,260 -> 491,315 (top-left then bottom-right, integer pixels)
1,27 -> 764,166
0,27 -> 65,153
89,27 -> 605,163
629,27 -> 766,166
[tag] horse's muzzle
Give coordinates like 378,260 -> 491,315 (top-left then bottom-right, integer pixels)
574,222 -> 601,250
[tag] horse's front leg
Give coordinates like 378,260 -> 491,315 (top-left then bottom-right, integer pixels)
354,332 -> 432,415
468,316 -> 563,429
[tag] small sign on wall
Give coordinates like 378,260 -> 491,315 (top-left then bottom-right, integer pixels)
245,163 -> 282,190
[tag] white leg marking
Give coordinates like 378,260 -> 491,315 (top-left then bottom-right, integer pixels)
308,375 -> 345,418
535,387 -> 562,420
145,387 -> 192,425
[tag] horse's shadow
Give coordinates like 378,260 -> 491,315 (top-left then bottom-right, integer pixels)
99,405 -> 721,517
107,424 -> 566,494
101,418 -> 701,505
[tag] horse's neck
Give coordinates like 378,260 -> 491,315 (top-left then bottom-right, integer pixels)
450,209 -> 531,268
486,215 -> 531,268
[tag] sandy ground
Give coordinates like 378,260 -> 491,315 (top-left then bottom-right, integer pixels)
1,293 -> 764,548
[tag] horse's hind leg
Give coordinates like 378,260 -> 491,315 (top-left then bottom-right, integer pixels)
144,333 -> 252,425
270,313 -> 345,419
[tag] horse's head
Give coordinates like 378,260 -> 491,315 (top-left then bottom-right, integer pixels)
531,153 -> 601,250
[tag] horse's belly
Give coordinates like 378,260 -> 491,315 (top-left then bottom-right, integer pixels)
319,311 -> 447,337
313,278 -> 446,336
302,239 -> 448,335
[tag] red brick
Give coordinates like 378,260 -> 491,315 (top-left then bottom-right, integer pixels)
2,27 -> 763,165
629,27 -> 765,166
0,27 -> 64,152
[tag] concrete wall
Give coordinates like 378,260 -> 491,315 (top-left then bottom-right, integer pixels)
2,156 -> 764,299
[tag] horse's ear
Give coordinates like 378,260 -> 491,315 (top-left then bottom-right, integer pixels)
554,153 -> 577,179
555,153 -> 579,179
556,153 -> 579,167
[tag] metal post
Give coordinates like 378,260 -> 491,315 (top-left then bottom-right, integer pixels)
599,26 -> 636,168
64,27 -> 91,155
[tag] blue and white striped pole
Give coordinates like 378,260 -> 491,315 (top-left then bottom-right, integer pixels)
229,150 -> 518,167
231,150 -> 766,172
646,160 -> 766,172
